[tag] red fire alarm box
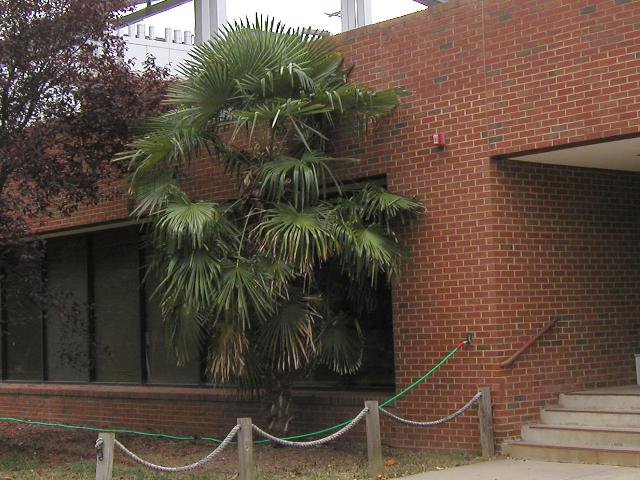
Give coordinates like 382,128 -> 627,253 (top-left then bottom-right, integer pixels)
433,132 -> 445,146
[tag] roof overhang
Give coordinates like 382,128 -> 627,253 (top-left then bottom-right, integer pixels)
503,136 -> 640,172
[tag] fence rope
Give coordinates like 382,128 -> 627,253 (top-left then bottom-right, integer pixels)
379,391 -> 482,427
108,424 -> 239,473
252,406 -> 369,447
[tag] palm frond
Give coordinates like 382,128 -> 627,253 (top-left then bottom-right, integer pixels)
334,223 -> 405,285
258,152 -> 356,208
129,171 -> 185,218
156,198 -> 238,251
356,184 -> 421,227
118,111 -> 209,176
254,255 -> 293,297
157,248 -> 222,310
210,258 -> 277,329
208,320 -> 248,383
317,312 -> 363,375
312,84 -> 406,117
162,303 -> 206,366
258,298 -> 318,372
254,204 -> 332,272
167,65 -> 235,123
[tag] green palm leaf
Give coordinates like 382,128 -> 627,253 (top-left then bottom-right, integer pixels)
356,184 -> 421,227
334,223 -> 405,285
158,248 -> 222,310
259,299 -> 317,372
313,84 -> 405,116
318,312 -> 363,375
162,303 -> 206,366
129,171 -> 185,218
118,111 -> 209,175
258,152 -> 356,208
156,198 -> 238,251
255,204 -> 332,272
210,258 -> 277,329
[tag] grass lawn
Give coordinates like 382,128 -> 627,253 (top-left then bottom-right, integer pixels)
0,423 -> 479,479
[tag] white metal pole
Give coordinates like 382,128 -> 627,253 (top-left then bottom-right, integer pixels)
194,0 -> 227,44
356,0 -> 372,28
341,0 -> 357,32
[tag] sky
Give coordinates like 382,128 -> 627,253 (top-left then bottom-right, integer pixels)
134,0 -> 426,35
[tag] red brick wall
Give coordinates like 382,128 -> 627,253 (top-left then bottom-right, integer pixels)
333,0 -> 640,450
488,160 -> 640,440
0,383 -> 390,441
5,0 -> 640,453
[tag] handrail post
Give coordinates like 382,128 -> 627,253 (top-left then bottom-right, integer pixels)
478,387 -> 495,457
237,418 -> 255,480
364,400 -> 383,478
95,432 -> 114,480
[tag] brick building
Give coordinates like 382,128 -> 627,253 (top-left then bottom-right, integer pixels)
1,0 -> 639,455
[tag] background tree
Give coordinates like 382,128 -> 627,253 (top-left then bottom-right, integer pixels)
0,0 -> 168,273
124,17 -> 420,433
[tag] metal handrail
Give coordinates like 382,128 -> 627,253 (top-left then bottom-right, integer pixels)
499,318 -> 557,368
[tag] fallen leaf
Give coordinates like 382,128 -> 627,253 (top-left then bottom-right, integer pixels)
384,458 -> 398,466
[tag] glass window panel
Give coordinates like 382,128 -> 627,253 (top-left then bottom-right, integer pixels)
4,264 -> 43,381
92,227 -> 141,383
145,272 -> 201,385
46,236 -> 90,382
344,283 -> 395,388
296,262 -> 395,389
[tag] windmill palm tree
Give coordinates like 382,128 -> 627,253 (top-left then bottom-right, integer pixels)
120,17 -> 420,433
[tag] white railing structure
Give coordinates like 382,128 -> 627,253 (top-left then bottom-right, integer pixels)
116,0 -> 451,73
118,0 -> 449,40
118,23 -> 194,73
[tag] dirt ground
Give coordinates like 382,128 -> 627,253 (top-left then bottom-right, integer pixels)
0,422 -> 477,479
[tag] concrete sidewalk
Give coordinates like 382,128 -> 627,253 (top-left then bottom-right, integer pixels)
403,460 -> 640,480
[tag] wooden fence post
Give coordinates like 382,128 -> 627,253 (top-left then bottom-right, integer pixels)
237,417 -> 255,480
478,387 -> 495,457
365,400 -> 383,478
95,432 -> 114,480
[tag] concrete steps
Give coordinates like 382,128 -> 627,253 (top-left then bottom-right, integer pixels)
522,424 -> 640,448
503,441 -> 640,467
560,392 -> 640,411
541,406 -> 640,428
503,386 -> 640,466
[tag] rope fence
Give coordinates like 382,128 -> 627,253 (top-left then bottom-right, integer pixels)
107,424 -> 240,473
379,391 -> 483,427
93,389 -> 492,480
252,407 -> 370,448
0,338 -> 495,480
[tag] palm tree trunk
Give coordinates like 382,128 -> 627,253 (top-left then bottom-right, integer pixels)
266,375 -> 294,439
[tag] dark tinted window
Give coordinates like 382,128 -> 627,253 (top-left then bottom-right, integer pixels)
4,268 -> 43,381
46,236 -> 90,382
145,273 -> 201,385
92,228 -> 142,383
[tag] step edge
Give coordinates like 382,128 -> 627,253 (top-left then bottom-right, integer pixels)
544,407 -> 640,415
564,392 -> 640,397
527,424 -> 640,434
503,441 -> 640,454
564,394 -> 640,397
